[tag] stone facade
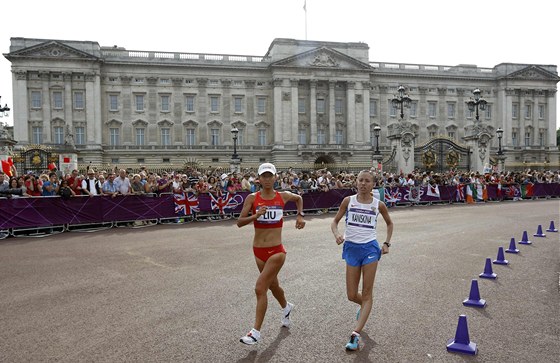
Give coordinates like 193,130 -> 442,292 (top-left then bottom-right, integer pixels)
4,37 -> 559,172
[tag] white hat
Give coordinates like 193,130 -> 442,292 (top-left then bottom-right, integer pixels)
258,163 -> 277,175
220,173 -> 228,180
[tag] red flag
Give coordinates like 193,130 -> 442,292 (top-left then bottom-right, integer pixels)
48,162 -> 57,171
1,160 -> 12,177
7,157 -> 13,166
63,157 -> 70,163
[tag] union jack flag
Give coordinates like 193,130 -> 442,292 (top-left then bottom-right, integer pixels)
505,185 -> 521,199
174,192 -> 199,216
384,188 -> 401,207
209,192 -> 236,214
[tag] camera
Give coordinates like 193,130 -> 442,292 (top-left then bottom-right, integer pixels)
0,188 -> 23,197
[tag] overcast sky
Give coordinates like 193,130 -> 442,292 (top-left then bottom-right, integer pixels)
1,0 -> 559,129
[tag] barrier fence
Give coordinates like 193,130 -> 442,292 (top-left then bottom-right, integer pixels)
1,183 -> 558,238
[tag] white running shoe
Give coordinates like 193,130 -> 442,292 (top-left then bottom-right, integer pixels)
281,302 -> 294,327
240,328 -> 260,345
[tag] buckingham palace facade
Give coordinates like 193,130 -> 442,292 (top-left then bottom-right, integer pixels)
4,37 -> 559,171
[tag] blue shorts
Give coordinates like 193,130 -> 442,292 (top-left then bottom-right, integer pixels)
342,240 -> 382,267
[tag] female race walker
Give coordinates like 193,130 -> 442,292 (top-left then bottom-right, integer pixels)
237,163 -> 306,345
331,169 -> 393,351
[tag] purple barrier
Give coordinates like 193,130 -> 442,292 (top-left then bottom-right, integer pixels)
1,184 -> 558,230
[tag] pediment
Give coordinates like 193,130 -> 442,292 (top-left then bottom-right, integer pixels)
6,41 -> 99,61
506,65 -> 560,81
271,47 -> 372,71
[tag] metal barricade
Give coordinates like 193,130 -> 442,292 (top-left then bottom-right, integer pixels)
11,225 -> 65,238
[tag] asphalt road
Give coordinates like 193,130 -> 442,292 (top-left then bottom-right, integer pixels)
1,199 -> 559,362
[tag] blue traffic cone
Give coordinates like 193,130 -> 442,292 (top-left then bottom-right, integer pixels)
479,258 -> 497,279
493,247 -> 509,265
546,221 -> 558,232
518,231 -> 532,245
446,315 -> 478,355
463,279 -> 486,308
533,225 -> 546,237
505,237 -> 519,254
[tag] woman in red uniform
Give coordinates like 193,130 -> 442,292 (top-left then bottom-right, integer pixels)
237,163 -> 306,345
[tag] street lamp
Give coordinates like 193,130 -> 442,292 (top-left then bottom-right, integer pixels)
466,88 -> 487,122
391,85 -> 411,119
496,127 -> 503,155
0,96 -> 10,118
373,125 -> 381,156
231,127 -> 239,160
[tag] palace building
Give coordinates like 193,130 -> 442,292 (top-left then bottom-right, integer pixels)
4,37 -> 559,173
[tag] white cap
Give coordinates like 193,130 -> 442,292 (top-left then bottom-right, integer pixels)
220,173 -> 228,180
258,163 -> 277,176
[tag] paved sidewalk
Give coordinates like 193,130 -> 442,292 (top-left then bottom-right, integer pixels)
1,200 -> 558,362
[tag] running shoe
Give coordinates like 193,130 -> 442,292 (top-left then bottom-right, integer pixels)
281,302 -> 294,327
345,333 -> 360,351
240,329 -> 260,345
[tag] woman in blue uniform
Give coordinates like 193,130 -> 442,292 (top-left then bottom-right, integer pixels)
331,169 -> 394,351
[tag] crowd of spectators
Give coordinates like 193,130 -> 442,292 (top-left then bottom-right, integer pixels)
0,165 -> 559,200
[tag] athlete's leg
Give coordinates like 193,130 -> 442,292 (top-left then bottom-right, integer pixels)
354,261 -> 378,333
346,264 -> 363,305
253,253 -> 286,330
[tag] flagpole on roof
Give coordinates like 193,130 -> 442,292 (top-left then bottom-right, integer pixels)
304,0 -> 308,40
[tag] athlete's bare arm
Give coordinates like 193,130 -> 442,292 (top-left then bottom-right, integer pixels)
331,196 -> 350,245
280,191 -> 306,229
237,193 -> 266,228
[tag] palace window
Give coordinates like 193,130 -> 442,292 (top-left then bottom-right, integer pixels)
186,129 -> 196,146
512,103 -> 518,118
369,99 -> 377,117
161,95 -> 170,112
428,102 -> 437,118
234,96 -> 243,113
161,128 -> 170,146
538,105 -> 545,119
258,129 -> 267,146
335,99 -> 343,115
317,99 -> 325,114
186,95 -> 195,112
298,128 -> 307,144
317,129 -> 326,144
135,95 -> 144,112
109,95 -> 118,111
109,128 -> 119,146
298,98 -> 306,114
75,127 -> 85,145
31,91 -> 42,109
32,127 -> 43,144
53,126 -> 64,144
74,92 -> 84,110
210,96 -> 220,113
53,91 -> 63,109
257,97 -> 266,114
447,103 -> 455,118
210,128 -> 220,145
136,128 -> 145,145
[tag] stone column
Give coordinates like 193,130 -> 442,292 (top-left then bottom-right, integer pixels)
346,81 -> 356,145
93,72 -> 102,146
328,81 -> 336,144
63,73 -> 73,128
13,70 -> 29,144
362,82 -> 371,146
546,89 -> 557,148
41,72 -> 51,143
196,78 -> 208,144
273,78 -> 283,145
310,80 -> 317,143
85,73 -> 95,144
290,79 -> 299,145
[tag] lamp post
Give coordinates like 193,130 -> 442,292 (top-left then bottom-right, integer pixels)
466,88 -> 487,122
372,125 -> 382,168
496,127 -> 503,155
391,85 -> 411,120
496,127 -> 505,173
373,125 -> 381,156
231,127 -> 239,160
0,96 -> 10,118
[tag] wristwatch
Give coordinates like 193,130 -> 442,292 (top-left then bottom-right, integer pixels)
383,242 -> 391,247
297,212 -> 305,217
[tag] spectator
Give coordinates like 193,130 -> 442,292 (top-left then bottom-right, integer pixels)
114,169 -> 132,195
